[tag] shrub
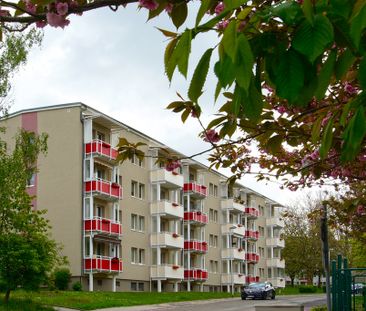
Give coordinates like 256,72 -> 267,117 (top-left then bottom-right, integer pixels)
311,306 -> 327,311
54,268 -> 71,290
72,281 -> 82,291
299,285 -> 318,293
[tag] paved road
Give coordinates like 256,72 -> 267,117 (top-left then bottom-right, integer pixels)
56,294 -> 325,311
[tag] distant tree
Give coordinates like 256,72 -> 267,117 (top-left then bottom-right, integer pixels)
0,129 -> 64,304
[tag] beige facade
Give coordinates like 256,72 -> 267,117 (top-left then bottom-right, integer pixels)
1,103 -> 285,292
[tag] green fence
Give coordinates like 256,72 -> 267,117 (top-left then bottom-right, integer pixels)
331,255 -> 366,311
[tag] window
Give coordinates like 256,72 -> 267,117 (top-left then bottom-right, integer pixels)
116,281 -> 120,287
131,282 -> 144,291
96,131 -> 105,141
96,205 -> 104,218
209,183 -> 218,196
26,173 -> 36,187
259,226 -> 265,237
259,247 -> 265,258
131,154 -> 144,167
97,279 -> 103,286
209,234 -> 218,247
131,214 -> 145,231
131,181 -> 145,199
209,209 -> 218,223
131,247 -> 145,264
259,205 -> 264,216
210,260 -> 218,273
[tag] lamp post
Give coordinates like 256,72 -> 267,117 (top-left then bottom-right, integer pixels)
229,226 -> 237,297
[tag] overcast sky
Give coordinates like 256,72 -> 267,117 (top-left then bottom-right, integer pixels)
9,4 -> 308,206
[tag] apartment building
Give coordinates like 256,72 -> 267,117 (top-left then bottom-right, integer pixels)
1,103 -> 286,292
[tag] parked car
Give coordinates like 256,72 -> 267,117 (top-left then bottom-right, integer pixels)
352,283 -> 364,295
241,282 -> 276,300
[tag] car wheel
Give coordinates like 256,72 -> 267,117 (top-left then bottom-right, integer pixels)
271,291 -> 275,300
263,292 -> 268,300
241,296 -> 246,300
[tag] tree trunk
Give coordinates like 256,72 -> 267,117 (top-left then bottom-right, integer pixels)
291,277 -> 295,287
317,274 -> 321,288
4,288 -> 11,304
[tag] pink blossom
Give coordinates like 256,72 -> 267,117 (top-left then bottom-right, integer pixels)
56,2 -> 68,15
217,20 -> 229,31
165,3 -> 173,13
138,0 -> 159,10
277,106 -> 286,114
0,9 -> 10,16
165,160 -> 181,172
309,149 -> 319,161
46,12 -> 70,28
215,2 -> 224,14
36,20 -> 47,28
26,2 -> 37,14
204,129 -> 220,143
344,82 -> 357,95
356,205 -> 366,215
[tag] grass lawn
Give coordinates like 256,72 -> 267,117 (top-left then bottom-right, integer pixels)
3,291 -> 238,310
0,298 -> 54,311
277,286 -> 325,295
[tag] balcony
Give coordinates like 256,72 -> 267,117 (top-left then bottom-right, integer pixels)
266,258 -> 285,268
246,276 -> 260,283
268,277 -> 286,288
246,252 -> 260,263
84,217 -> 122,237
184,240 -> 208,253
151,200 -> 183,219
221,223 -> 246,237
85,140 -> 118,161
245,207 -> 259,218
150,264 -> 183,279
84,256 -> 122,273
221,199 -> 245,214
184,211 -> 208,225
183,182 -> 207,198
221,273 -> 246,285
184,269 -> 208,281
85,179 -> 123,200
221,248 -> 246,261
266,237 -> 285,248
266,216 -> 285,228
245,230 -> 259,240
150,232 -> 184,249
150,169 -> 183,188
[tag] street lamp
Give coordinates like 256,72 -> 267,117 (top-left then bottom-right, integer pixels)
229,226 -> 237,297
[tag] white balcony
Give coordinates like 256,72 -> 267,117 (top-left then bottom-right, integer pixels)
221,223 -> 246,237
266,217 -> 285,228
150,200 -> 183,219
266,238 -> 285,248
150,264 -> 184,279
221,199 -> 245,214
150,232 -> 184,249
221,273 -> 246,285
221,248 -> 246,261
268,277 -> 286,288
150,169 -> 183,188
266,258 -> 285,269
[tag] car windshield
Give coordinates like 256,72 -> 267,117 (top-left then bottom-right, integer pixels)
248,283 -> 267,288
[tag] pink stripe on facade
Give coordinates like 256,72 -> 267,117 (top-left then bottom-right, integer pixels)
21,112 -> 38,209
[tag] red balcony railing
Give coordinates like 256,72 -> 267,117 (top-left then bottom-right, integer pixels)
246,276 -> 260,283
183,182 -> 207,197
85,140 -> 118,161
245,207 -> 259,218
184,240 -> 208,253
245,230 -> 259,240
84,217 -> 122,236
84,256 -> 123,273
184,211 -> 208,225
85,179 -> 122,200
246,252 -> 260,263
184,269 -> 208,281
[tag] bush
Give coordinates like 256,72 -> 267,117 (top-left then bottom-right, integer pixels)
54,268 -> 71,290
299,285 -> 318,293
311,306 -> 327,311
72,281 -> 82,291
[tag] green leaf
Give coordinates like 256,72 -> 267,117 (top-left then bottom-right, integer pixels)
165,37 -> 178,81
237,6 -> 252,20
181,108 -> 190,123
222,20 -> 237,62
214,54 -> 236,88
358,56 -> 366,91
244,81 -> 263,121
214,81 -> 222,102
302,0 -> 313,25
311,117 -> 322,143
335,48 -> 356,80
171,2 -> 188,29
273,50 -> 305,103
148,1 -> 167,20
315,50 -> 336,99
235,34 -> 254,92
188,48 -> 213,102
340,100 -> 352,127
195,0 -> 212,27
349,3 -> 366,48
330,0 -> 352,19
272,2 -> 303,25
207,116 -> 227,129
156,28 -> 177,38
166,101 -> 185,110
319,117 -> 334,159
292,14 -> 334,63
267,135 -> 283,154
341,106 -> 366,162
223,0 -> 248,10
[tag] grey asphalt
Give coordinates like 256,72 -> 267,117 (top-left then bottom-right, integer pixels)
54,294 -> 326,311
